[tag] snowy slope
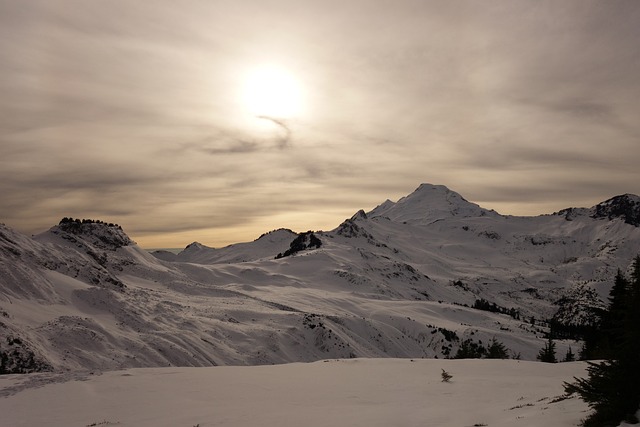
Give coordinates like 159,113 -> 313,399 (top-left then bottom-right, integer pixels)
152,228 -> 297,264
0,359 -> 591,427
1,184 -> 640,373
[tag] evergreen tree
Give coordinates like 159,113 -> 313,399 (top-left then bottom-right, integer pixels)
565,256 -> 640,426
619,255 -> 640,417
486,337 -> 509,359
609,269 -> 630,307
537,337 -> 557,363
581,269 -> 631,360
453,339 -> 486,359
565,360 -> 633,426
602,269 -> 631,356
563,347 -> 576,362
578,341 -> 589,361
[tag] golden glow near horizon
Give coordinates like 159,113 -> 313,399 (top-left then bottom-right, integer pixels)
134,208 -> 352,249
3,2 -> 639,250
242,65 -> 304,120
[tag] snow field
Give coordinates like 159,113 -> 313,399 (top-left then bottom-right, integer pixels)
0,358 -> 589,427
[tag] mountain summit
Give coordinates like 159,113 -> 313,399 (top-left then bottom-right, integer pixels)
368,183 -> 497,223
51,218 -> 133,250
591,194 -> 640,226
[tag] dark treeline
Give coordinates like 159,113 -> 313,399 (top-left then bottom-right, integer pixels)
59,217 -> 120,228
548,318 -> 601,342
472,298 -> 520,320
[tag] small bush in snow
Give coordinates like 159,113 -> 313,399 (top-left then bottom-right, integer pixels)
441,369 -> 453,382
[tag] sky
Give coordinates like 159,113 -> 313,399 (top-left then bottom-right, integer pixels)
1,0 -> 640,248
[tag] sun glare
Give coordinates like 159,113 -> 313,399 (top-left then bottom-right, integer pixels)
242,65 -> 303,119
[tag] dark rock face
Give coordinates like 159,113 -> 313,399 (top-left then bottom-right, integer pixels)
0,333 -> 52,375
275,232 -> 322,259
591,195 -> 640,227
56,218 -> 133,250
336,218 -> 363,238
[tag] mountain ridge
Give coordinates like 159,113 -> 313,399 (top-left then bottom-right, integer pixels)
1,184 -> 639,374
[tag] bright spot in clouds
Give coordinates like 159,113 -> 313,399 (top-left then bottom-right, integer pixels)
242,65 -> 303,119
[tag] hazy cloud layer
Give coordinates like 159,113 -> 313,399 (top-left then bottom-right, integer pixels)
1,0 -> 639,247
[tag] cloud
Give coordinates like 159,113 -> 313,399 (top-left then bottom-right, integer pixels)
178,118 -> 292,155
256,116 -> 292,148
1,0 -> 639,246
181,136 -> 259,155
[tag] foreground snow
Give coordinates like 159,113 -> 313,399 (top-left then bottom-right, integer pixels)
1,358 -> 590,427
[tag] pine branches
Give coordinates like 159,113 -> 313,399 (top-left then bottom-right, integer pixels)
537,337 -> 557,363
564,255 -> 640,426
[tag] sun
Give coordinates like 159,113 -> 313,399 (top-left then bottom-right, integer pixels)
242,65 -> 303,119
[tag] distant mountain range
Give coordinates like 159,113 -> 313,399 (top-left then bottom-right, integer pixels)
1,184 -> 639,374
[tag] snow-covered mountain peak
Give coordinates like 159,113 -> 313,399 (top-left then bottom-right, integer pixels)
255,228 -> 297,242
350,209 -> 368,221
368,183 -> 496,223
591,194 -> 640,226
183,241 -> 210,252
163,229 -> 298,264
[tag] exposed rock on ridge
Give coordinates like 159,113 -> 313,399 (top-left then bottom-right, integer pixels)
591,194 -> 640,226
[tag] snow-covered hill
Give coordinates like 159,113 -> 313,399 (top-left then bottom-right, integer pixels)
1,184 -> 639,373
152,228 -> 297,264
